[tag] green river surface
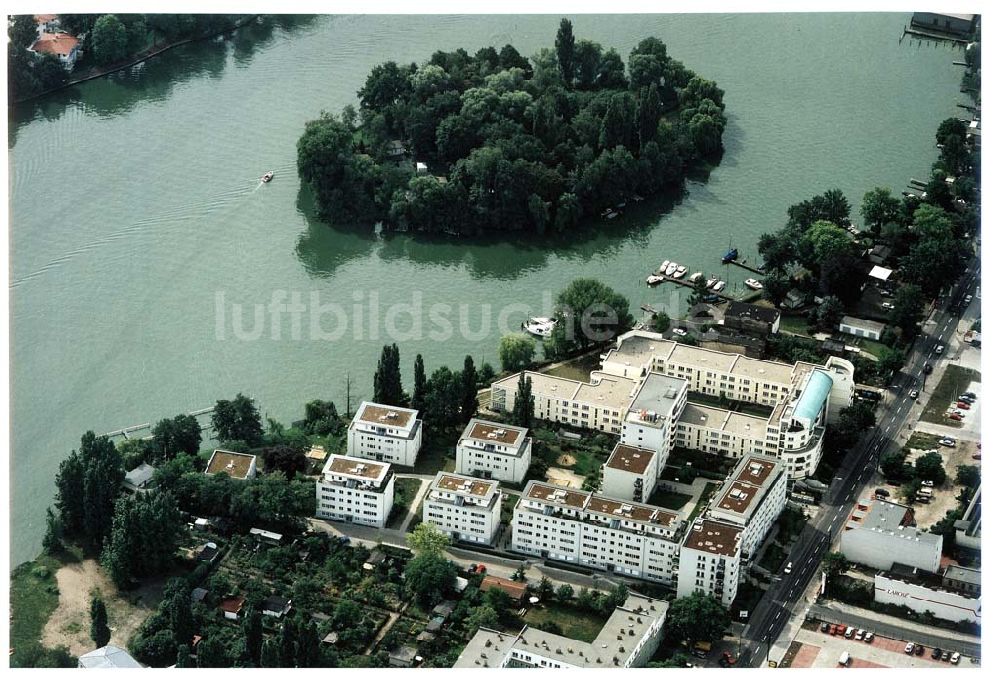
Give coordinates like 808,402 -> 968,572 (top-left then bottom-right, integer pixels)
9,14 -> 965,565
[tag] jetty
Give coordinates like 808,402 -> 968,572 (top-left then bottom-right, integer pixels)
725,259 -> 766,276
100,405 -> 221,440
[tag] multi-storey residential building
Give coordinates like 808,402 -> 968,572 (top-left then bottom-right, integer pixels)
423,472 -> 502,545
455,419 -> 532,484
619,372 -> 688,475
840,498 -> 943,573
601,443 -> 658,503
676,518 -> 744,607
315,455 -> 395,528
347,401 -> 423,466
454,593 -> 668,668
706,454 -> 787,557
490,371 -> 636,435
512,482 -> 686,585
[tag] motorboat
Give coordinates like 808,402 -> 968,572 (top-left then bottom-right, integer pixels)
722,247 -> 739,263
522,317 -> 556,338
647,275 -> 666,286
663,262 -> 678,276
745,278 -> 763,290
673,265 -> 688,279
713,280 -> 727,292
689,272 -> 704,283
605,211 -> 619,220
261,170 -> 274,183
706,275 -> 719,287
659,260 -> 671,274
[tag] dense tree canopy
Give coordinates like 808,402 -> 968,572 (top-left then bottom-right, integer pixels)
298,20 -> 725,236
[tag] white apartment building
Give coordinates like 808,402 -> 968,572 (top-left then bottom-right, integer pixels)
512,482 -> 686,585
347,401 -> 423,466
454,594 -> 668,668
619,372 -> 688,475
423,472 -> 502,545
676,518 -> 744,607
840,499 -> 943,573
706,454 -> 787,558
455,419 -> 532,484
490,371 -> 636,435
601,443 -> 658,503
315,455 -> 395,528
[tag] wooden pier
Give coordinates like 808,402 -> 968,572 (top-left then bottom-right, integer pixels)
100,405 -> 219,439
725,259 -> 766,276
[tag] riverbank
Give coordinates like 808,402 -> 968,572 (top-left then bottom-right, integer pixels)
11,15 -> 258,105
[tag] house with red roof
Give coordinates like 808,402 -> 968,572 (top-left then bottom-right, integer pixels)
29,31 -> 81,70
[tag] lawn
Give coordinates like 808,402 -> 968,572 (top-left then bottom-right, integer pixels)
920,365 -> 981,427
541,351 -> 602,383
779,315 -> 812,337
646,489 -> 693,511
689,481 -> 721,520
388,477 -> 424,530
905,431 -> 943,451
521,602 -> 607,643
10,553 -> 63,666
410,428 -> 458,475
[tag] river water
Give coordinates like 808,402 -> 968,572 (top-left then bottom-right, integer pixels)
8,13 -> 964,565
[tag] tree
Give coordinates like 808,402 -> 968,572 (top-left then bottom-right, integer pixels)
477,362 -> 496,387
460,355 -> 479,420
373,343 -> 405,406
838,402 -> 876,433
914,451 -> 946,486
555,583 -> 574,604
498,333 -> 535,372
197,634 -> 230,668
955,465 -> 980,489
55,431 -> 124,549
175,644 -> 191,669
860,187 -> 902,235
665,593 -> 729,647
404,552 -> 458,607
101,490 -> 184,588
302,400 -> 341,436
553,279 -> 633,352
8,15 -> 38,49
91,14 -> 129,66
296,616 -> 320,668
212,393 -> 263,446
511,371 -> 534,428
278,618 -> 297,667
411,354 -> 428,414
465,604 -> 499,633
168,588 -> 194,649
889,284 -> 926,340
406,522 -> 450,556
423,366 -> 461,429
555,18 -> 576,85
812,296 -> 845,331
90,596 -> 111,648
822,551 -> 850,576
260,444 -> 306,480
42,506 -> 63,554
880,450 -> 911,482
150,414 -> 202,462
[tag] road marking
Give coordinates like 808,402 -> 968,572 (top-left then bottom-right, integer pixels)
827,522 -> 835,531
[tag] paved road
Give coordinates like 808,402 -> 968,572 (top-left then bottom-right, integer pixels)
736,258 -> 981,668
809,603 -> 981,658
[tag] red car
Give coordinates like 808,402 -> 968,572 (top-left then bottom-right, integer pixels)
956,402 -> 970,410
475,564 -> 487,574
949,413 -> 964,421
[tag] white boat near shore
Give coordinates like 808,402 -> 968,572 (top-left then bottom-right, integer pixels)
647,274 -> 666,286
689,272 -> 703,283
659,260 -> 671,274
713,280 -> 726,292
673,265 -> 688,279
522,317 -> 556,338
745,278 -> 763,290
663,262 -> 678,276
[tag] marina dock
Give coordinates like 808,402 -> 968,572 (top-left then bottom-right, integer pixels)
100,405 -> 220,440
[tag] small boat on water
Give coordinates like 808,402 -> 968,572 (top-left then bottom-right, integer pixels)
745,278 -> 763,290
261,171 -> 274,183
713,280 -> 727,292
522,317 -> 557,338
605,211 -> 619,220
659,260 -> 671,274
689,272 -> 703,283
722,247 -> 739,263
663,262 -> 678,276
601,207 -> 613,216
647,274 -> 666,286
673,265 -> 688,279
706,275 -> 719,287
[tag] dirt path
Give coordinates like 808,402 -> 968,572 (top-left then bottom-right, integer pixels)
41,559 -> 164,656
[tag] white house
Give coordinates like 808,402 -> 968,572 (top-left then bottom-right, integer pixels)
840,499 -> 943,573
423,472 -> 502,545
839,315 -> 886,341
347,401 -> 423,466
315,454 -> 395,528
676,518 -> 744,607
455,418 -> 531,484
205,449 -> 257,480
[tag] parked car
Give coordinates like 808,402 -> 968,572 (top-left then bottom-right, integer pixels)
475,564 -> 487,574
939,438 -> 957,447
845,627 -> 855,639
854,629 -> 865,640
921,480 -> 935,488
956,401 -> 970,410
721,651 -> 735,666
467,563 -> 478,573
915,645 -> 925,656
874,488 -> 890,499
951,652 -> 961,665
864,632 -> 875,643
949,413 -> 964,421
672,328 -> 688,336
964,294 -> 973,304
973,452 -> 981,460
931,648 -> 943,660
784,562 -> 793,574
964,391 -> 977,400
882,302 -> 895,310
820,622 -> 830,633
836,624 -> 846,636
905,642 -> 914,655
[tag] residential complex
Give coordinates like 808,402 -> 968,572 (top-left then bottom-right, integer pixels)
454,593 -> 668,668
347,401 -> 423,466
455,419 -> 532,484
492,329 -> 856,480
422,472 -> 502,545
315,454 -> 395,528
511,481 -> 686,585
839,498 -> 943,573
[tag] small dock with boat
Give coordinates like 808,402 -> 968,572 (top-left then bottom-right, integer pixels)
644,247 -> 768,303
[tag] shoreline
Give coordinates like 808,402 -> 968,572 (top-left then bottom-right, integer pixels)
10,15 -> 259,106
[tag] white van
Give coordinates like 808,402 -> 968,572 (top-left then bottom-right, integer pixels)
839,652 -> 851,666
844,626 -> 855,638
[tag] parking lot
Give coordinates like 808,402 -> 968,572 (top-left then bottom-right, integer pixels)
784,620 -> 979,668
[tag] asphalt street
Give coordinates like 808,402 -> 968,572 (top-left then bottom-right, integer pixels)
736,258 -> 981,667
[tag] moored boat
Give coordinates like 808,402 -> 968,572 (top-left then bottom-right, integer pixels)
647,274 -> 666,286
745,278 -> 763,290
659,260 -> 671,274
689,272 -> 703,283
673,265 -> 688,279
522,317 -> 556,338
706,275 -> 719,287
663,262 -> 678,276
722,247 -> 738,263
713,280 -> 726,292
